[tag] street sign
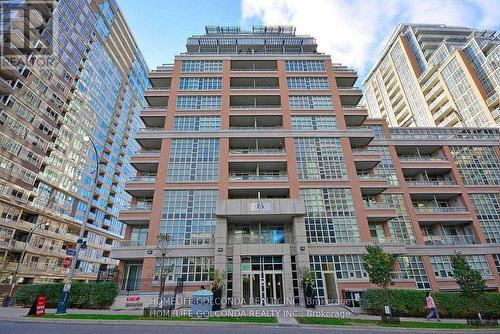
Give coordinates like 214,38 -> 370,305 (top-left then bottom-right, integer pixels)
66,249 -> 76,256
62,257 -> 72,268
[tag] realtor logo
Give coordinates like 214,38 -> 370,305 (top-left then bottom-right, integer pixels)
0,1 -> 55,67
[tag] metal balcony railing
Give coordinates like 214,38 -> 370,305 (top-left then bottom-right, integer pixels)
423,235 -> 476,245
230,126 -> 283,131
364,201 -> 393,209
414,206 -> 468,214
398,154 -> 447,161
134,150 -> 161,155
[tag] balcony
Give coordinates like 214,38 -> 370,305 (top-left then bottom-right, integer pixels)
227,189 -> 290,200
117,240 -> 148,247
334,68 -> 357,88
124,177 -> 156,197
144,89 -> 169,107
131,150 -> 160,173
414,205 -> 470,223
423,235 -> 475,246
231,60 -> 277,72
230,77 -> 279,90
364,201 -> 398,223
229,138 -> 285,156
230,95 -> 281,110
228,233 -> 294,245
339,87 -> 363,106
229,162 -> 288,189
357,173 -> 388,195
148,76 -> 171,90
352,149 -> 382,170
342,105 -> 368,126
230,115 -> 282,130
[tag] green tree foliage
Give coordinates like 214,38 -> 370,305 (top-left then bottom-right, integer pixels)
451,251 -> 487,319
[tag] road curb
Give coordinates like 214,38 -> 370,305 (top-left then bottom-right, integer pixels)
1,316 -> 498,332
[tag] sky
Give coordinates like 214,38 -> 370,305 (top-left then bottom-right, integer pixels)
118,0 -> 500,79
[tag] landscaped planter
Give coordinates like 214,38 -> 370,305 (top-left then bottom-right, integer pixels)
212,288 -> 222,311
303,285 -> 316,309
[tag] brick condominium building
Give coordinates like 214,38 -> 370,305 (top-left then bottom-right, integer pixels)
112,26 -> 500,306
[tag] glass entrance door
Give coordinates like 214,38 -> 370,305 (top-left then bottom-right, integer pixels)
123,263 -> 142,291
242,272 -> 261,304
265,273 -> 284,304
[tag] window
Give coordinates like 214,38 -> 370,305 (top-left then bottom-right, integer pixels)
294,138 -> 346,180
450,146 -> 500,186
285,60 -> 325,72
154,257 -> 214,282
289,95 -> 333,109
301,188 -> 360,243
160,189 -> 217,246
287,77 -> 329,89
430,255 -> 492,279
291,116 -> 337,130
470,193 -> 500,243
176,96 -> 221,110
397,256 -> 430,289
173,116 -> 220,131
167,139 -> 219,181
179,77 -> 222,90
181,60 -> 223,72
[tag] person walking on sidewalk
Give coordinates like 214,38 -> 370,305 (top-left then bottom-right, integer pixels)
426,292 -> 440,321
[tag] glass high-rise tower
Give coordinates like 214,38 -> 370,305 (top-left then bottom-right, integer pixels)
363,24 -> 499,128
112,26 -> 500,308
0,0 -> 148,284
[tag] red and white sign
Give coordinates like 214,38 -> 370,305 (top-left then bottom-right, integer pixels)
62,257 -> 72,268
35,295 -> 46,317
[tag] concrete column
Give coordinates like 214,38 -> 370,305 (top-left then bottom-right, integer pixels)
282,254 -> 294,305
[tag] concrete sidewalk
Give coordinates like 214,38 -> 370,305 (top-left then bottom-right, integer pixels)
0,305 -> 470,325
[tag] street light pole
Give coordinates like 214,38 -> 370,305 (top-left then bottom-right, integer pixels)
56,135 -> 99,314
3,221 -> 50,306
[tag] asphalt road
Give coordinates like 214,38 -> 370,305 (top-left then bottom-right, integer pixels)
0,320 -> 497,334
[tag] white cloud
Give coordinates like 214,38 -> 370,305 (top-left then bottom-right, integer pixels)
241,0 -> 500,77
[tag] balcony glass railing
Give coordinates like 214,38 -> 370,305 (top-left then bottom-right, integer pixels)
423,235 -> 475,245
230,86 -> 279,89
398,154 -> 447,161
230,105 -> 281,109
128,176 -> 156,182
405,179 -> 456,186
228,233 -> 293,244
229,174 -> 288,181
230,126 -> 282,131
117,240 -> 147,247
229,148 -> 285,155
123,203 -> 153,211
414,206 -> 468,214
364,201 -> 393,209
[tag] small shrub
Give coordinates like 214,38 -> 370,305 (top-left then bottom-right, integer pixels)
361,289 -> 500,319
12,282 -> 117,309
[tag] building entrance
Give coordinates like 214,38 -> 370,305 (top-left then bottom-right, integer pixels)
241,256 -> 284,305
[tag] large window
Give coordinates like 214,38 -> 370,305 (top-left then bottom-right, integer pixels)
291,116 -> 337,130
181,60 -> 223,72
450,146 -> 500,185
167,139 -> 219,181
176,96 -> 221,110
173,116 -> 220,131
287,77 -> 329,89
294,138 -> 346,180
285,60 -> 325,72
301,188 -> 360,243
430,255 -> 492,279
397,256 -> 430,289
289,95 -> 333,110
179,77 -> 222,90
160,189 -> 217,246
470,193 -> 500,243
154,257 -> 214,282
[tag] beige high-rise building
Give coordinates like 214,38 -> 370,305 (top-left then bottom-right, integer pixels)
363,24 -> 499,128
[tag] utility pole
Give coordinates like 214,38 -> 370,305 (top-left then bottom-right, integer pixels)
56,135 -> 99,314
